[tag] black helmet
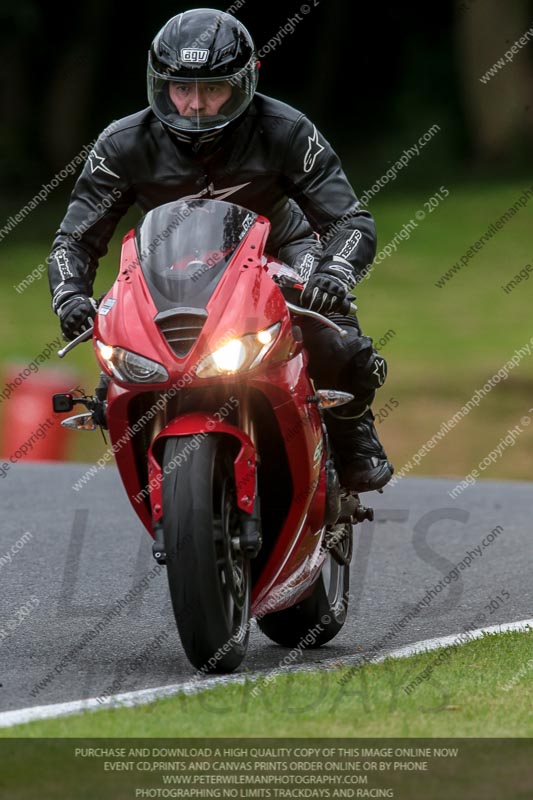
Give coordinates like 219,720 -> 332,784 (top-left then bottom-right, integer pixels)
148,9 -> 259,148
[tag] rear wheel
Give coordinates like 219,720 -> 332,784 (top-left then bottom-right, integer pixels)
257,523 -> 352,648
162,434 -> 251,672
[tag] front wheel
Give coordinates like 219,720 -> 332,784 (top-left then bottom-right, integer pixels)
162,434 -> 251,673
257,523 -> 352,648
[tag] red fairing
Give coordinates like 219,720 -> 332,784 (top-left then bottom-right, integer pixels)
92,199 -> 330,618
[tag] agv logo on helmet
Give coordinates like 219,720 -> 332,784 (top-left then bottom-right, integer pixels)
181,49 -> 209,64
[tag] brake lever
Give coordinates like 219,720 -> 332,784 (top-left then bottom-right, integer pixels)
57,323 -> 94,358
285,302 -> 356,337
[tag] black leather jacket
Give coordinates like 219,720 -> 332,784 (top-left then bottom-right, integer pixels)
48,93 -> 377,299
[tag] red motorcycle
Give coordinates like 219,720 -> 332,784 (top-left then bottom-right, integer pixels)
54,198 -> 374,673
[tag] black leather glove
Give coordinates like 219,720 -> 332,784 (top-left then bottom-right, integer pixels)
53,284 -> 97,341
300,270 -> 351,314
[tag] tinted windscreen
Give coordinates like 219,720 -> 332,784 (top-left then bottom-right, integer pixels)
135,199 -> 257,312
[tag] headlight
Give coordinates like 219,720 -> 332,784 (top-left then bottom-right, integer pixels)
212,339 -> 247,372
196,323 -> 281,378
96,340 -> 169,384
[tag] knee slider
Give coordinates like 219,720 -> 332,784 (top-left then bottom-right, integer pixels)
367,351 -> 388,388
346,348 -> 388,395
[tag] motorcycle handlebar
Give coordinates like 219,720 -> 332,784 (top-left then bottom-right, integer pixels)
339,293 -> 357,316
55,289 -> 357,358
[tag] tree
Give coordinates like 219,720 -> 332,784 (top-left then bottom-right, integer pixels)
455,0 -> 533,160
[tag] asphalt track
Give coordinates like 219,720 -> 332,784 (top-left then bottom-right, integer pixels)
1,463 -> 531,715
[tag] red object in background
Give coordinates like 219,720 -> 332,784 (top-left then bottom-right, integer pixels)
0,366 -> 81,462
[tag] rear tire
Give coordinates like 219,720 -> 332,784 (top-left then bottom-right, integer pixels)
257,523 -> 352,648
162,434 -> 251,673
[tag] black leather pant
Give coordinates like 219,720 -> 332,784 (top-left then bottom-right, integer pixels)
278,237 -> 387,411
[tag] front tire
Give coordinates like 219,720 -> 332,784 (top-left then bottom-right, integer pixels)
257,523 -> 352,648
162,434 -> 251,673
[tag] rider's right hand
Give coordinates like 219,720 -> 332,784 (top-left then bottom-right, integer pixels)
53,289 -> 97,341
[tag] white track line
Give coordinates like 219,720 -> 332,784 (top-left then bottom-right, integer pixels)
0,618 -> 531,729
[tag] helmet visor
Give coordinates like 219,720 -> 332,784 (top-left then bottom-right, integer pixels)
148,59 -> 258,133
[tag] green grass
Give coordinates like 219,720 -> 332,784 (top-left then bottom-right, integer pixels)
1,182 -> 532,476
1,633 -> 531,798
3,631 -> 532,738
362,181 -> 533,376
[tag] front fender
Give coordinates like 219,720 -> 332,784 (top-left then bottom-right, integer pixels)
148,412 -> 257,517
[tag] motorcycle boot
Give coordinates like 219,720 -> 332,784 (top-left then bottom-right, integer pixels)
325,395 -> 394,493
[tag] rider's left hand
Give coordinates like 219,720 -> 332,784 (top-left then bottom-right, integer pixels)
300,270 -> 349,314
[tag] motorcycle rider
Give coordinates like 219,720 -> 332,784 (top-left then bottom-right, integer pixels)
48,9 -> 393,493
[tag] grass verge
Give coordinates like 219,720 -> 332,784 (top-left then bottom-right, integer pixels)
2,630 -> 532,738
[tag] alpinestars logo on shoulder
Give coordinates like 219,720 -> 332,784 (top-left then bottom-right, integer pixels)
303,125 -> 325,173
88,151 -> 120,180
